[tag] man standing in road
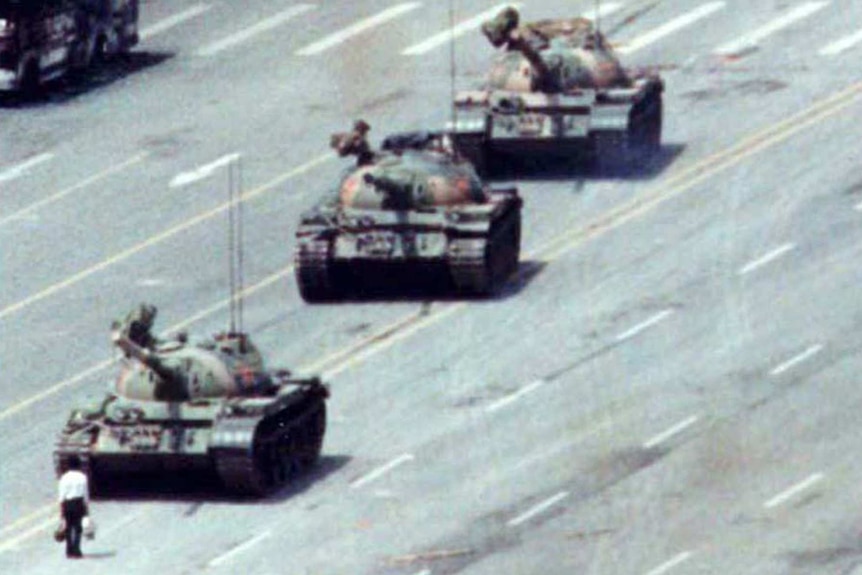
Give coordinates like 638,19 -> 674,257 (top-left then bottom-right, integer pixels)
58,455 -> 89,559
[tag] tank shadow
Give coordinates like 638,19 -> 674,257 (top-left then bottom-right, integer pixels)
0,51 -> 173,108
326,259 -> 545,303
90,454 -> 351,504
482,143 -> 686,183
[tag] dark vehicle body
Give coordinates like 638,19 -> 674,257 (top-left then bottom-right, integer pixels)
0,0 -> 138,92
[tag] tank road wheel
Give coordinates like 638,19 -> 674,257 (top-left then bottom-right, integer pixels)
449,238 -> 491,296
294,240 -> 337,303
629,90 -> 664,164
20,59 -> 41,97
449,210 -> 520,297
295,402 -> 326,469
592,129 -> 628,173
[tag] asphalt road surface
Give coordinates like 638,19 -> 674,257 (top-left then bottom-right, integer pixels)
2,0 -> 862,573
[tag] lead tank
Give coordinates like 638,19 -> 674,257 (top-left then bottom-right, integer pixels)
294,122 -> 522,301
450,7 -> 664,173
54,305 -> 329,496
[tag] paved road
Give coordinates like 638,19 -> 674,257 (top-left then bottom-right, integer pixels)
1,0 -> 862,573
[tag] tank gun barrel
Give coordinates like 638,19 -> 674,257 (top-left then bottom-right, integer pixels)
112,330 -> 190,401
362,172 -> 413,210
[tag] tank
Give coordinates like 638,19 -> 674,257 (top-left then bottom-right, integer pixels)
293,122 -> 523,301
449,7 -> 664,174
53,304 -> 329,496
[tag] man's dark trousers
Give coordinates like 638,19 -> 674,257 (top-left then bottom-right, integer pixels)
62,497 -> 86,557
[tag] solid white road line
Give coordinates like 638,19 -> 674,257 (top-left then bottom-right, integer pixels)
764,472 -> 824,508
0,153 -> 54,185
618,2 -> 726,54
351,454 -> 415,489
855,200 -> 862,212
0,152 -> 333,323
140,3 -> 211,40
643,415 -> 699,449
0,518 -> 56,554
208,531 -> 272,568
615,309 -> 674,342
197,4 -> 316,56
0,153 -> 146,227
770,344 -> 823,376
170,153 -> 241,188
581,1 -> 624,21
297,3 -> 421,55
820,28 -> 862,56
644,551 -> 693,575
402,4 -> 520,56
738,242 -> 795,275
486,379 -> 545,413
714,2 -> 829,56
507,491 -> 569,527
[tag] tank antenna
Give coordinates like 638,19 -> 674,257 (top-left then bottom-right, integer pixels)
595,0 -> 602,34
228,154 -> 237,334
236,156 -> 245,334
226,153 -> 244,334
448,0 -> 457,139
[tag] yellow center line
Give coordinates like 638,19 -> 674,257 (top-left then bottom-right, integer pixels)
0,152 -> 334,322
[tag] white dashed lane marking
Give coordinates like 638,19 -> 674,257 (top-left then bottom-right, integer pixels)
486,379 -> 545,413
714,2 -> 829,56
197,4 -> 316,56
643,415 -> 699,449
208,531 -> 271,568
764,473 -> 824,508
738,242 -> 795,275
401,3 -> 521,56
820,27 -> 862,56
644,552 -> 694,575
615,309 -> 674,342
350,454 -> 415,489
170,153 -> 241,188
581,1 -> 624,21
507,492 -> 569,527
770,344 -> 823,376
140,3 -> 212,40
0,153 -> 54,185
617,2 -> 726,54
296,2 -> 421,55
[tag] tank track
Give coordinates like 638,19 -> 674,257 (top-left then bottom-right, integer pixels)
294,239 -> 336,302
454,134 -> 490,177
213,400 -> 326,496
449,208 -> 520,296
593,89 -> 662,171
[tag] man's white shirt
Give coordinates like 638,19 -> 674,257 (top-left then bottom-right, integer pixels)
58,470 -> 89,503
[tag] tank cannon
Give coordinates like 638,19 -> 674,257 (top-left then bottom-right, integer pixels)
294,121 -> 522,300
450,7 -> 663,174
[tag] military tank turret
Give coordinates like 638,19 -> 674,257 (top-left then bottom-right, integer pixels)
53,304 -> 329,497
450,7 -> 663,173
293,121 -> 522,301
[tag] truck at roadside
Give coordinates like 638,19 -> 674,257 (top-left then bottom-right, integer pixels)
0,0 -> 138,93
